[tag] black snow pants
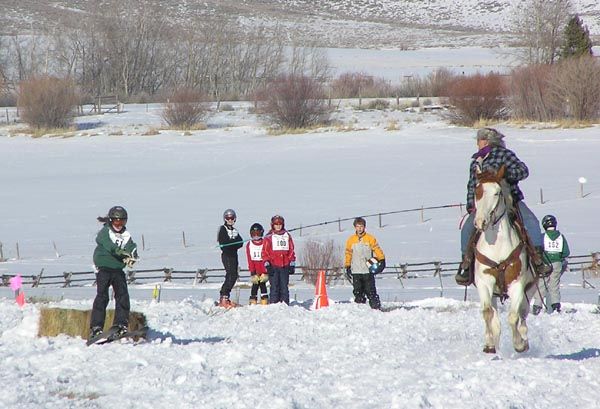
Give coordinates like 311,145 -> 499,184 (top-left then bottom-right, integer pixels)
90,267 -> 130,328
352,273 -> 381,309
220,253 -> 239,297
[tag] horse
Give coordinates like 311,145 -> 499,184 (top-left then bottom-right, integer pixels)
472,165 -> 537,354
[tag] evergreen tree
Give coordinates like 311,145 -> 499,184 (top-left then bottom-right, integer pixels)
560,15 -> 593,59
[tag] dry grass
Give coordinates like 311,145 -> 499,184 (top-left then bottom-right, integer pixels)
38,308 -> 147,339
9,126 -> 77,138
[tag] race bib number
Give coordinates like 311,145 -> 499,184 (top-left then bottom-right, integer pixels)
544,234 -> 563,253
272,233 -> 289,251
249,242 -> 263,261
109,229 -> 131,249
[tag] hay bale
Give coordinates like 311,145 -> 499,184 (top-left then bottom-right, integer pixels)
38,308 -> 147,339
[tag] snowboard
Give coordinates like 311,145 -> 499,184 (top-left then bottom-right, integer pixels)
87,326 -> 148,346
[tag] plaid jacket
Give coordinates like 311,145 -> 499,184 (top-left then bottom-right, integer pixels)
466,146 -> 529,210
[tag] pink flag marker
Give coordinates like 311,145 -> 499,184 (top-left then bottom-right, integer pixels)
9,275 -> 23,292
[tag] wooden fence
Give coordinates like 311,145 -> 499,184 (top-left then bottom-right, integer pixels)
2,253 -> 598,289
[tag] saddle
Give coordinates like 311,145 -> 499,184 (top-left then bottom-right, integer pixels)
461,206 -> 537,297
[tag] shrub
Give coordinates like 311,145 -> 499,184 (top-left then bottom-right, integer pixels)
366,99 -> 390,110
162,88 -> 208,129
330,72 -> 392,98
445,73 -> 507,125
18,76 -> 78,129
260,74 -> 330,129
300,239 -> 343,285
507,65 -> 557,121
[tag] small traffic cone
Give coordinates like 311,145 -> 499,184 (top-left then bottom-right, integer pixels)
314,270 -> 329,309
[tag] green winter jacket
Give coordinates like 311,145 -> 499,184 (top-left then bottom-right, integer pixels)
93,224 -> 138,270
543,229 -> 570,263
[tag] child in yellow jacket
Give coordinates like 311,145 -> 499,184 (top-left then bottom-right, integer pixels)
344,217 -> 385,310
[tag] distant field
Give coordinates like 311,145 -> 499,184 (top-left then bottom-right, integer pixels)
2,0 -> 599,48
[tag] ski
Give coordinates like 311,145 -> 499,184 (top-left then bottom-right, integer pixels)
87,327 -> 148,346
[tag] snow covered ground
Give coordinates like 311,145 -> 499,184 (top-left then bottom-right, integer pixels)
1,76 -> 600,407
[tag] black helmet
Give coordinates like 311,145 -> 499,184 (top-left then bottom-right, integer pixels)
108,206 -> 128,221
542,215 -> 557,230
223,209 -> 237,222
353,217 -> 366,227
271,214 -> 285,229
250,223 -> 264,238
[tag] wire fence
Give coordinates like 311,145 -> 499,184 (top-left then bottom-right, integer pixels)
2,252 -> 598,290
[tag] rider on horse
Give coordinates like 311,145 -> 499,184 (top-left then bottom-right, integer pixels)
455,127 -> 552,285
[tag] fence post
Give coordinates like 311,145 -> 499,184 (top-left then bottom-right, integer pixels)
32,268 -> 44,288
182,231 -> 187,248
52,241 -> 60,258
0,242 -> 5,262
420,206 -> 424,223
164,268 -> 173,282
539,188 -> 544,204
194,268 -> 207,285
395,264 -> 405,288
434,261 -> 443,297
63,272 -> 72,288
338,218 -> 342,232
379,213 -> 382,228
142,234 -> 146,251
16,242 -> 20,260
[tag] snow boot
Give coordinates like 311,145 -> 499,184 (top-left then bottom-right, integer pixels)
455,254 -> 471,286
218,295 -> 235,309
89,326 -> 103,339
260,296 -> 269,305
551,303 -> 561,313
532,305 -> 542,316
249,297 -> 258,305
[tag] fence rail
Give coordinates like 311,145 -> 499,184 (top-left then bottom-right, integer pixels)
1,253 -> 598,289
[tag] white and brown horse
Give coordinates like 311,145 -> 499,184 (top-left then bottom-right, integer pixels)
472,166 -> 537,353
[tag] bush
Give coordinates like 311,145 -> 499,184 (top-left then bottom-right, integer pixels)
18,76 -> 78,129
260,74 -> 330,129
300,239 -> 343,285
330,72 -> 392,98
507,65 -> 557,121
366,99 -> 390,110
445,73 -> 507,125
549,56 -> 600,121
162,89 -> 208,129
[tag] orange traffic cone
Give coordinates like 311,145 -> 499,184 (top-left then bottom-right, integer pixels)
314,270 -> 329,309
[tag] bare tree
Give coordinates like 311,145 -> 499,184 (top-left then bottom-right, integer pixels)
511,0 -> 574,65
508,65 -> 557,121
548,56 -> 600,121
300,239 -> 343,285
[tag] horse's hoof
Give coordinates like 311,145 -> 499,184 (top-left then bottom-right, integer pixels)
483,346 -> 496,354
515,342 -> 529,353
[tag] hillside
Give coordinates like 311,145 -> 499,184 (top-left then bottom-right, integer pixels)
2,0 -> 600,48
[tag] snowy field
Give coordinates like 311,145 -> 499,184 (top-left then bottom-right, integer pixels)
1,70 -> 600,407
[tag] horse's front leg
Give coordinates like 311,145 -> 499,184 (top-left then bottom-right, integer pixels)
476,274 -> 500,353
507,282 -> 529,353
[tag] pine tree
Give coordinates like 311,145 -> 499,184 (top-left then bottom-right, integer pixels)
560,15 -> 593,60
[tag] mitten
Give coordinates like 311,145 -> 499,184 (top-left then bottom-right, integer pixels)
375,259 -> 386,274
264,261 -> 273,275
124,257 -> 136,268
250,274 -> 260,284
258,274 -> 269,283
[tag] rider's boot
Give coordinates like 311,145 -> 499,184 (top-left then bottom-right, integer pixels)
532,247 -> 553,278
455,254 -> 471,286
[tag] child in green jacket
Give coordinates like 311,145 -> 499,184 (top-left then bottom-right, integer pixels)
532,215 -> 570,314
89,206 -> 138,339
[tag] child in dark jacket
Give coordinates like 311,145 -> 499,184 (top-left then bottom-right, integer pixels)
89,206 -> 138,340
261,215 -> 296,304
217,209 -> 243,308
246,223 -> 269,305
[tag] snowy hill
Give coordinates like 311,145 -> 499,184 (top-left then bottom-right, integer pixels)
2,0 -> 600,48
